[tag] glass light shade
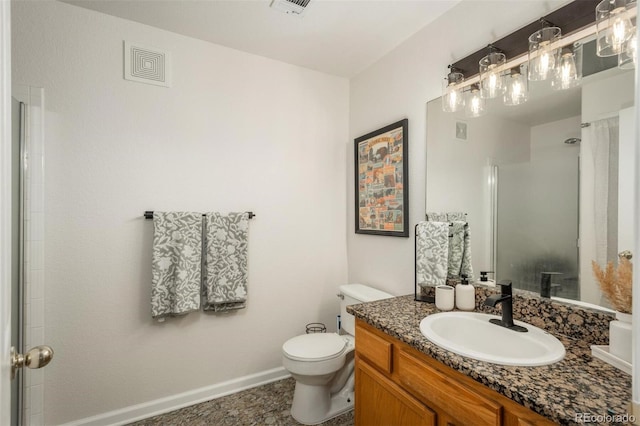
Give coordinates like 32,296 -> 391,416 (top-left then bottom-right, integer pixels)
551,44 -> 583,90
479,52 -> 506,99
619,32 -> 637,68
442,71 -> 465,112
503,66 -> 528,106
596,0 -> 634,57
528,27 -> 562,81
465,85 -> 486,118
618,1 -> 637,69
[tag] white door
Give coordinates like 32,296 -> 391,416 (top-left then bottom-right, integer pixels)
1,1 -> 14,424
2,7 -> 53,425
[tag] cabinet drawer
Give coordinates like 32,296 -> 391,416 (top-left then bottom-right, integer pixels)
397,349 -> 502,426
356,323 -> 393,374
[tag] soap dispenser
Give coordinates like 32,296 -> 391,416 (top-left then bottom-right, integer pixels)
455,275 -> 476,311
475,271 -> 495,287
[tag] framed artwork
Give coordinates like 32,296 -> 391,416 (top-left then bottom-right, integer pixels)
354,119 -> 409,237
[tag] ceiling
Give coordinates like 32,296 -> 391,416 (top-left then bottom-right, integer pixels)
62,0 -> 461,78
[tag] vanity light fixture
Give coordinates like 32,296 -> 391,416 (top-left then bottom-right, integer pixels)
551,44 -> 582,90
528,23 -> 562,81
465,84 -> 486,118
439,0 -> 625,115
596,0 -> 634,57
479,47 -> 506,99
442,66 -> 465,112
503,66 -> 528,106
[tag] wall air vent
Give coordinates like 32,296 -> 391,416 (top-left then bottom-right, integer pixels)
123,42 -> 171,88
269,0 -> 311,17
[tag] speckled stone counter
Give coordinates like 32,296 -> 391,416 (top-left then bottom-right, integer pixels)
347,294 -> 632,426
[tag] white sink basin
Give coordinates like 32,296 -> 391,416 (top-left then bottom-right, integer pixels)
419,312 -> 565,366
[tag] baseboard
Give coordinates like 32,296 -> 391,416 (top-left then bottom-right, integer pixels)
60,367 -> 291,426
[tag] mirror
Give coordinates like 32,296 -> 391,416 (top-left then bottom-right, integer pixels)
425,35 -> 636,309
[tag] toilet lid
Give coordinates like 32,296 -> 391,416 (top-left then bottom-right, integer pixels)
282,334 -> 347,361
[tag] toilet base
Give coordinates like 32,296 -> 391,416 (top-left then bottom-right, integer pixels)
290,381 -> 354,425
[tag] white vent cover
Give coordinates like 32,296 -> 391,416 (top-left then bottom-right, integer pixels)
123,42 -> 171,88
270,0 -> 311,17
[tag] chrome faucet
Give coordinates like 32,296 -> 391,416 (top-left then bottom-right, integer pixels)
483,280 -> 528,333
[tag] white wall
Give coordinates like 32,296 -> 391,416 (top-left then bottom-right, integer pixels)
348,0 -> 569,295
12,1 -> 349,424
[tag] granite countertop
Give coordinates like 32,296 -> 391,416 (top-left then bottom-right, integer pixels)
347,294 -> 632,426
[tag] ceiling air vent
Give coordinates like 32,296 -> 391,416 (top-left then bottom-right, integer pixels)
270,0 -> 311,17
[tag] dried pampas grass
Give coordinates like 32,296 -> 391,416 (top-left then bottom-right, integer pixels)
592,257 -> 632,314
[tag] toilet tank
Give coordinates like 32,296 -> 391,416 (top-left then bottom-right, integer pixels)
339,284 -> 393,336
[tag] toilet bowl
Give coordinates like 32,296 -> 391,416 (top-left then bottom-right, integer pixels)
281,284 -> 392,425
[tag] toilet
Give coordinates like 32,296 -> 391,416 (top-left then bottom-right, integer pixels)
281,284 -> 393,425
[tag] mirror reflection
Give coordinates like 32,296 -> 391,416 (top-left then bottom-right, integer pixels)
425,37 -> 636,309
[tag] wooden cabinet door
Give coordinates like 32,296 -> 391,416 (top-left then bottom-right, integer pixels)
355,358 -> 436,426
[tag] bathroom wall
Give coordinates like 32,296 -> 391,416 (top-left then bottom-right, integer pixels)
12,1 -> 349,424
348,0 -> 571,296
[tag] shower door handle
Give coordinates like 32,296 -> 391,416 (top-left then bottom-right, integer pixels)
10,345 -> 54,380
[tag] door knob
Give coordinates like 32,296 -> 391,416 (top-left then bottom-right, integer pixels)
11,345 -> 54,380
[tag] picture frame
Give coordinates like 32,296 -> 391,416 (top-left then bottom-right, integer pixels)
354,119 -> 409,237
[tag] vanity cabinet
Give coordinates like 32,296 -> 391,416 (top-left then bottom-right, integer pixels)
355,319 -> 555,426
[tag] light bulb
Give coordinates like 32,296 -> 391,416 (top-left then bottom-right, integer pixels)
484,64 -> 501,98
488,72 -> 498,92
539,50 -> 552,76
528,27 -> 561,81
610,8 -> 631,53
552,50 -> 580,90
448,89 -> 458,109
504,67 -> 528,106
446,87 -> 460,111
442,71 -> 464,112
596,0 -> 634,57
479,52 -> 505,99
465,85 -> 486,118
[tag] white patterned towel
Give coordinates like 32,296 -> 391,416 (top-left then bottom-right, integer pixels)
204,212 -> 249,312
416,221 -> 449,288
446,212 -> 467,222
151,212 -> 202,319
447,221 -> 473,280
461,223 -> 473,280
448,221 -> 466,277
426,212 -> 448,222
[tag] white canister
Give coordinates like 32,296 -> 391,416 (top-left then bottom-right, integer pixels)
610,312 -> 632,363
455,282 -> 476,311
435,285 -> 455,311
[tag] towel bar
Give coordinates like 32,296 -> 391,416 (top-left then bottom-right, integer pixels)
144,211 -> 255,220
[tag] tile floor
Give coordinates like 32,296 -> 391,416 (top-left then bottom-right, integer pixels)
128,377 -> 354,426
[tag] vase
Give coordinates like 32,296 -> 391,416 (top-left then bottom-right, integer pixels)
609,311 -> 632,363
